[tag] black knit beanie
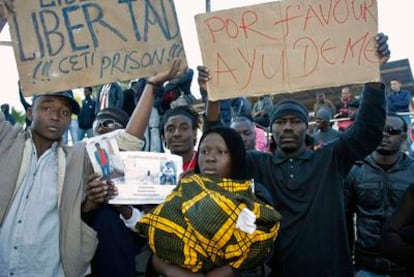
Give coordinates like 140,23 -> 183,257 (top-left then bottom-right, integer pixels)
270,99 -> 309,126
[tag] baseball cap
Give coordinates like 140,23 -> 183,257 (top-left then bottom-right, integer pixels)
33,90 -> 80,115
95,107 -> 130,128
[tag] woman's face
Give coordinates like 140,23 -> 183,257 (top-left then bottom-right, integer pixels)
197,133 -> 232,178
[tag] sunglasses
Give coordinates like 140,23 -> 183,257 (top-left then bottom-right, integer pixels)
383,126 -> 403,135
93,119 -> 124,130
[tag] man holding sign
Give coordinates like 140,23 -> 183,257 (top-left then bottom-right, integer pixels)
200,33 -> 390,276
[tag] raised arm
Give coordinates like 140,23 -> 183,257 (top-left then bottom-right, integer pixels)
336,33 -> 390,164
197,65 -> 222,131
125,59 -> 186,139
0,0 -> 14,33
18,81 -> 31,111
82,60 -> 186,213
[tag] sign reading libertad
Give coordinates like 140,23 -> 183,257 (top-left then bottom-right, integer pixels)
8,0 -> 186,95
195,0 -> 379,100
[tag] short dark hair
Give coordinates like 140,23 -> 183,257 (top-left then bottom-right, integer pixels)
159,106 -> 201,137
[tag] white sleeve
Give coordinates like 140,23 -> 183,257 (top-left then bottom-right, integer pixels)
235,208 -> 257,235
120,207 -> 145,231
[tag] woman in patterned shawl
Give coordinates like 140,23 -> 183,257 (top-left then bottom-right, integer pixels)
132,127 -> 281,276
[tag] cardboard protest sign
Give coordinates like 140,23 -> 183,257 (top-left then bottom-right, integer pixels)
8,0 -> 186,96
195,0 -> 379,100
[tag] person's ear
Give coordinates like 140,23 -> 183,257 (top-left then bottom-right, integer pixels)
193,129 -> 197,146
161,134 -> 168,149
401,132 -> 408,141
27,107 -> 33,121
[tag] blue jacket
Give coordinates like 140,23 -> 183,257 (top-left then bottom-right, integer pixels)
79,97 -> 96,129
387,90 -> 411,113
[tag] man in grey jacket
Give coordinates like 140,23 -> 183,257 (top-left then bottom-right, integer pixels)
0,91 -> 101,277
0,60 -> 184,277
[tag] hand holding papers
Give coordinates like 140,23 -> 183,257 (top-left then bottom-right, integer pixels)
85,133 -> 182,205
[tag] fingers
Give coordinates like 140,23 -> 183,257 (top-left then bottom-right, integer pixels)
0,0 -> 14,19
87,172 -> 102,183
86,175 -> 118,204
197,65 -> 211,83
4,0 -> 14,12
169,59 -> 182,76
149,59 -> 185,85
0,2 -> 6,19
176,65 -> 188,78
375,33 -> 390,65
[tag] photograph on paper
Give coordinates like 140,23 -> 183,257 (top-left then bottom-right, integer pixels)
109,151 -> 183,205
85,132 -> 124,181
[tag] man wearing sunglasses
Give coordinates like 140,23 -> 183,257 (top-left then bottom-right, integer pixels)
92,107 -> 130,136
345,113 -> 414,276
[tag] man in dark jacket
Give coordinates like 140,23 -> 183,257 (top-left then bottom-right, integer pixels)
122,81 -> 138,117
95,82 -> 124,114
345,113 -> 414,276
200,33 -> 390,277
78,87 -> 96,140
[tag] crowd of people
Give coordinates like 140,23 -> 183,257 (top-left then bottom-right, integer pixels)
1,4 -> 414,275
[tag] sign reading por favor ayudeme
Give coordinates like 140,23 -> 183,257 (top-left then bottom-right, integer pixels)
8,0 -> 187,96
195,0 -> 379,100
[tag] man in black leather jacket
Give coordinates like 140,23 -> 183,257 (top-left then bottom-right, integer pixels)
345,113 -> 414,276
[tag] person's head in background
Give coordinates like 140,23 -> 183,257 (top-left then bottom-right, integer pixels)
390,78 -> 403,93
315,108 -> 332,131
93,107 -> 129,136
316,92 -> 327,103
1,103 -> 10,114
348,99 -> 360,119
195,126 -> 245,179
84,86 -> 93,98
129,80 -> 138,92
230,116 -> 256,150
341,87 -> 352,101
159,106 -> 201,162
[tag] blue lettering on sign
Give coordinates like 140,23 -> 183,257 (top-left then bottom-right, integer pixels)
99,48 -> 166,78
39,0 -> 88,9
15,0 -> 183,83
39,9 -> 65,57
144,0 -> 179,41
82,3 -> 128,48
62,5 -> 89,51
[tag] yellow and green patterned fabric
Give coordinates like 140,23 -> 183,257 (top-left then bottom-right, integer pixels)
137,174 -> 281,273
